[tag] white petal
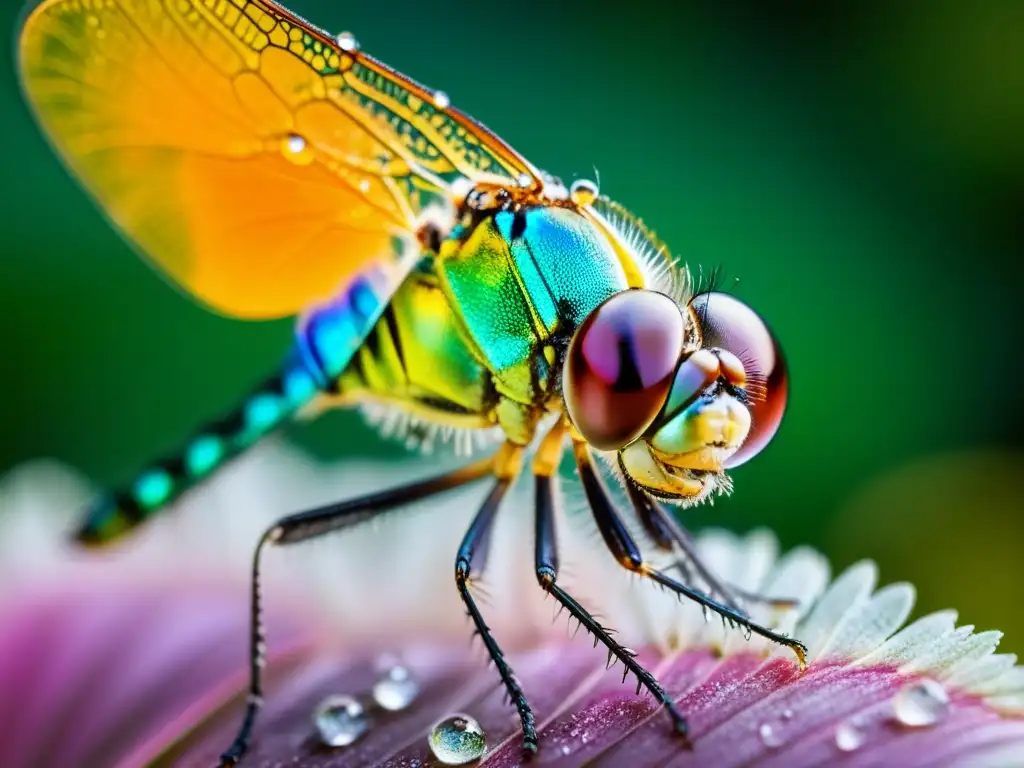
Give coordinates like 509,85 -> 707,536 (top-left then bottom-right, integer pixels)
798,560 -> 878,661
854,609 -> 958,668
924,630 -> 1004,681
974,666 -> 1024,697
818,582 -> 916,663
900,625 -> 975,675
945,652 -> 1017,691
759,545 -> 831,644
985,692 -> 1024,713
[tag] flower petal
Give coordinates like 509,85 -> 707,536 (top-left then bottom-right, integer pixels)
171,643 -> 1024,767
0,568 -> 308,768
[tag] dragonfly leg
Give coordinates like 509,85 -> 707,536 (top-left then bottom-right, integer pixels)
575,442 -> 808,671
532,423 -> 690,742
218,457 -> 494,766
624,479 -> 698,588
453,444 -> 539,754
626,484 -> 799,611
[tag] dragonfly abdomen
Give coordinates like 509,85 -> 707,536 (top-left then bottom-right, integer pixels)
76,269 -> 406,544
76,350 -> 321,545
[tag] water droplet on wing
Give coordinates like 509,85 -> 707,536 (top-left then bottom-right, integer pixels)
372,665 -> 419,711
314,694 -> 368,747
335,31 -> 359,52
433,91 -> 451,109
429,714 -> 487,765
893,678 -> 949,727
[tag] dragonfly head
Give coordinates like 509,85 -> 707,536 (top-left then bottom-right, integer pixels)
563,290 -> 787,502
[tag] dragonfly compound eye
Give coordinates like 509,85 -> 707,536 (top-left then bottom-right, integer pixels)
564,290 -> 685,451
689,291 -> 788,468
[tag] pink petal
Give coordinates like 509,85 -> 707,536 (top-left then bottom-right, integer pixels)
0,566 -> 308,768
176,643 -> 1024,767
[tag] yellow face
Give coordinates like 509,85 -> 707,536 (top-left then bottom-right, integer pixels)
564,290 -> 788,503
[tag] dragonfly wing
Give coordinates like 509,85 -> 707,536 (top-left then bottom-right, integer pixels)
18,0 -> 540,319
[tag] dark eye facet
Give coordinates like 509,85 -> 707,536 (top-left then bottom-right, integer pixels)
564,290 -> 684,451
690,292 -> 788,468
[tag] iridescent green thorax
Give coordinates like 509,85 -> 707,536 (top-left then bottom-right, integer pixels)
335,261 -> 495,429
339,205 -> 634,444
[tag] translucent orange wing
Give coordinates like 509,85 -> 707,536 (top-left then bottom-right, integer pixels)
18,0 -> 540,319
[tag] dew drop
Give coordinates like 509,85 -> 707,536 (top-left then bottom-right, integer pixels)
893,678 -> 950,727
569,178 -> 599,206
516,172 -> 533,189
314,694 -> 368,747
781,708 -> 794,720
335,31 -> 359,52
433,90 -> 451,109
834,720 -> 865,752
372,665 -> 420,711
358,178 -> 371,193
758,721 -> 783,748
428,714 -> 486,765
281,133 -> 314,166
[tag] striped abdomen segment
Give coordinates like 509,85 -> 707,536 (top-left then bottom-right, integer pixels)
76,350 -> 319,544
77,271 -> 390,545
335,268 -> 496,427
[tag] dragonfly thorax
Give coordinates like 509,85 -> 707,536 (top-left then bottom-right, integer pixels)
433,203 -> 635,441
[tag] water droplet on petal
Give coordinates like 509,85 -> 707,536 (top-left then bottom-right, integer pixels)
433,90 -> 450,109
893,678 -> 950,727
569,178 -> 599,206
314,694 -> 368,747
335,31 -> 359,52
781,708 -> 794,720
835,719 -> 865,752
758,721 -> 783,748
429,714 -> 486,765
372,665 -> 420,711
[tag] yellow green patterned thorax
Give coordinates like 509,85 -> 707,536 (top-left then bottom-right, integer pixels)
338,205 -> 633,443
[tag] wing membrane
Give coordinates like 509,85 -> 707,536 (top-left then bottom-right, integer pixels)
19,0 -> 538,318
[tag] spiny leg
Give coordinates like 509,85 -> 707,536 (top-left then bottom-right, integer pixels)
219,457 -> 495,766
532,422 -> 689,741
626,482 -> 798,612
453,443 -> 538,755
576,442 -> 808,669
625,480 -> 699,587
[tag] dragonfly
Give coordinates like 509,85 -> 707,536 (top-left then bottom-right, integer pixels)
19,0 -> 806,762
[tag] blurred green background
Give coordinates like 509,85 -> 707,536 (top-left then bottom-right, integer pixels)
2,2 -> 1022,649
